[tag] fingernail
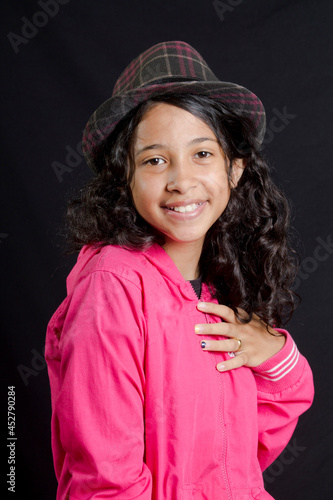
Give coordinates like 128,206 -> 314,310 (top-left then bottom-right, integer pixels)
195,324 -> 203,333
200,341 -> 206,349
217,364 -> 225,371
197,302 -> 207,310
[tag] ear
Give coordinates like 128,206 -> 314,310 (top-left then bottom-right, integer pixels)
230,158 -> 246,188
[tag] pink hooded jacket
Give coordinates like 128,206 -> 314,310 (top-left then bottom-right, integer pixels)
45,243 -> 314,500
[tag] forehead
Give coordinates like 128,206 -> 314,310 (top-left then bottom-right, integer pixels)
133,102 -> 217,145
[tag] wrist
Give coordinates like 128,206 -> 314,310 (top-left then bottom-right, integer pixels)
259,330 -> 286,365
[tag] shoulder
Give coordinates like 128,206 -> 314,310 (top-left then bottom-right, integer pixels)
67,244 -> 150,292
79,244 -> 148,275
94,244 -> 147,271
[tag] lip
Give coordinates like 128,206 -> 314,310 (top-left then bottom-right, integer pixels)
163,199 -> 206,209
162,200 -> 207,220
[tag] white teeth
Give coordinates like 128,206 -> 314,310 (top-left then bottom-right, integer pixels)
169,203 -> 203,213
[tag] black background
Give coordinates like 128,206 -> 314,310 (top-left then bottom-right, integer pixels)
1,1 -> 332,498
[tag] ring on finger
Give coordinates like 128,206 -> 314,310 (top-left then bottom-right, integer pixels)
231,337 -> 242,351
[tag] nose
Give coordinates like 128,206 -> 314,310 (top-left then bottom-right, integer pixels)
166,161 -> 198,193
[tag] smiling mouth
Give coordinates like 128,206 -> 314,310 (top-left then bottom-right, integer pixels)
166,202 -> 204,213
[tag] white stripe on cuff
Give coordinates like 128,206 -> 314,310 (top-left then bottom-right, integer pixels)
254,340 -> 300,381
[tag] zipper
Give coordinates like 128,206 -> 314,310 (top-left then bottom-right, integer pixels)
188,281 -> 233,499
201,284 -> 232,500
217,369 -> 232,500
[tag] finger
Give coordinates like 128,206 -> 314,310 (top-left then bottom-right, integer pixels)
216,355 -> 246,372
197,302 -> 236,322
194,322 -> 238,336
200,338 -> 243,352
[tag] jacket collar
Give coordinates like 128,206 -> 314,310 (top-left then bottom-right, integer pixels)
143,243 -> 186,285
142,243 -> 214,302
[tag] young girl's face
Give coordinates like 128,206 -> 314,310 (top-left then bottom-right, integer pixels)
130,102 -> 244,251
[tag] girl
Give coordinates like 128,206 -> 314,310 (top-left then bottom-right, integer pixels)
45,41 -> 314,499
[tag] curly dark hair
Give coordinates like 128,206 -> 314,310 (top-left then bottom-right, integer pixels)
66,93 -> 299,328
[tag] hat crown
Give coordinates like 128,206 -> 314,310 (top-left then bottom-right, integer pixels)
82,40 -> 266,173
112,41 -> 219,97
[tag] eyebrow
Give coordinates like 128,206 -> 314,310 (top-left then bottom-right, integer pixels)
134,137 -> 218,157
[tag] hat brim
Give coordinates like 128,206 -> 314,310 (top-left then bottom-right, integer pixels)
82,80 -> 266,174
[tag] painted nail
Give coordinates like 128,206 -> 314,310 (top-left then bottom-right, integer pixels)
200,341 -> 206,348
195,324 -> 203,333
197,302 -> 207,310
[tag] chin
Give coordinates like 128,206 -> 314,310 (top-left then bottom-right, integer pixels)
164,233 -> 206,245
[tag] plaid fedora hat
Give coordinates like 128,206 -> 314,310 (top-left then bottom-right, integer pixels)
82,40 -> 266,173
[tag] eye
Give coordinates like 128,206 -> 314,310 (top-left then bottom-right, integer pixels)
143,157 -> 165,166
195,151 -> 212,159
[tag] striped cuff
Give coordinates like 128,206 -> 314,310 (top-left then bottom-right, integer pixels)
252,329 -> 305,393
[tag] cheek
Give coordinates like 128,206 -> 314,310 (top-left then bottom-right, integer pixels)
203,171 -> 230,197
131,175 -> 154,213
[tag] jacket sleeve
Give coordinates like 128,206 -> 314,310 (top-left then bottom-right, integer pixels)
47,269 -> 152,499
251,329 -> 314,471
